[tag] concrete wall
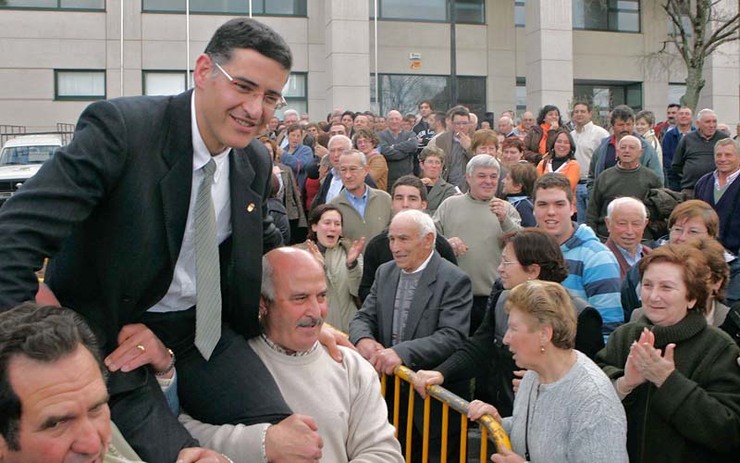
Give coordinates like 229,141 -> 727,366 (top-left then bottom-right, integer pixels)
0,0 -> 737,132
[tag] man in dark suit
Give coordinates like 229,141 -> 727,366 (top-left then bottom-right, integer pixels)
0,18 -> 322,463
349,209 -> 472,462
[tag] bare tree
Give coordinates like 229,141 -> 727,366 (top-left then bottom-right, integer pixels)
663,0 -> 739,111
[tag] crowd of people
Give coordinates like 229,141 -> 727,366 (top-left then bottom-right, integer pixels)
0,16 -> 739,463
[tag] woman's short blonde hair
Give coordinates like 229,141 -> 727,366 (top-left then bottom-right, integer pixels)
505,280 -> 577,349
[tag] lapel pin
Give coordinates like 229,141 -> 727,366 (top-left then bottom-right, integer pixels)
246,203 -> 255,212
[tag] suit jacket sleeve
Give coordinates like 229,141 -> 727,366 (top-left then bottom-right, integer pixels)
392,270 -> 472,370
0,99 -> 130,311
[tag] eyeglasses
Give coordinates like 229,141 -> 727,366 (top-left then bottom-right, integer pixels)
500,256 -> 520,266
669,226 -> 706,238
212,61 -> 287,111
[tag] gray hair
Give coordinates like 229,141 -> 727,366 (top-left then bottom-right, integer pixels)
714,137 -> 739,155
328,135 -> 352,150
606,196 -> 648,221
466,154 -> 500,176
339,149 -> 368,167
261,255 -> 276,302
391,209 -> 436,240
499,116 -> 514,126
696,108 -> 716,121
283,109 -> 298,119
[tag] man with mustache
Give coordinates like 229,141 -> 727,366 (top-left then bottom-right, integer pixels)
0,303 -> 232,463
587,105 -> 663,194
182,247 -> 404,462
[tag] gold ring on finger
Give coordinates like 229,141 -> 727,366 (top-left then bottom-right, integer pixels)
136,344 -> 146,352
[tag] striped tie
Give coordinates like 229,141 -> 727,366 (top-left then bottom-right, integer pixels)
194,159 -> 221,360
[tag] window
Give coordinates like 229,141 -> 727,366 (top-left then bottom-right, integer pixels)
573,0 -> 640,33
143,0 -> 306,16
573,80 -> 642,120
515,1 -> 526,27
277,73 -> 308,118
54,70 -> 105,100
0,0 -> 103,9
668,83 -> 686,106
372,0 -> 485,24
372,73 -> 486,119
516,77 -> 527,113
143,71 -> 189,96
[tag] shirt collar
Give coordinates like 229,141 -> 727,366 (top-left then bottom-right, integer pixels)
191,93 -> 231,175
401,249 -> 435,275
261,333 -> 319,357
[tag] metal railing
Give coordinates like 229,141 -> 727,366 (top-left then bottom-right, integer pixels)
382,365 -> 511,463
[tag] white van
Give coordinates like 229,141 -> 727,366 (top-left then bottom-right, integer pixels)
0,134 -> 63,204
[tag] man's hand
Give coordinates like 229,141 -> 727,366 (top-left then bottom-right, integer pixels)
176,447 -> 233,463
265,414 -> 323,462
412,370 -> 444,398
447,237 -> 469,257
35,282 -> 61,307
489,198 -> 509,222
356,338 -> 383,361
372,348 -> 402,375
318,324 -> 354,362
104,324 -> 171,374
457,131 -> 472,150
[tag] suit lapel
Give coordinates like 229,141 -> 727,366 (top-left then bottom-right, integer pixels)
159,91 -> 195,267
381,264 -> 401,346
402,253 -> 439,340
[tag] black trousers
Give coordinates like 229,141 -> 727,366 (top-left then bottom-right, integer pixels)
110,308 -> 291,463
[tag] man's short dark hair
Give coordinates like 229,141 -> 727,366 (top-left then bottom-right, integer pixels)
433,112 -> 447,129
446,105 -> 469,120
391,175 -> 428,203
533,173 -> 574,204
571,100 -> 592,114
342,110 -> 355,120
610,104 -> 635,126
418,100 -> 433,110
667,103 -> 681,110
205,18 -> 292,70
0,303 -> 103,451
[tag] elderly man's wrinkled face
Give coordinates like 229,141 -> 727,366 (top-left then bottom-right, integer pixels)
521,112 -> 535,130
0,346 -> 111,463
261,253 -> 328,353
715,142 -> 740,176
466,166 -> 499,201
353,115 -> 370,131
387,112 -> 403,133
388,215 -> 434,273
697,112 -> 718,139
606,203 -> 647,252
328,138 -> 351,168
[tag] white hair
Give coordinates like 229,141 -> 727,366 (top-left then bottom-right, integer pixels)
696,108 -> 716,121
283,109 -> 298,118
606,196 -> 648,221
338,149 -> 368,167
328,135 -> 352,149
466,154 -> 500,176
617,134 -> 642,148
391,209 -> 436,240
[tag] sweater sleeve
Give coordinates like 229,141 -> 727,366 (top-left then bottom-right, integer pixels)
178,414 -> 269,462
345,352 -> 405,463
649,338 -> 740,452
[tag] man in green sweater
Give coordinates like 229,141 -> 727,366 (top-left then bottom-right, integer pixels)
587,135 -> 663,240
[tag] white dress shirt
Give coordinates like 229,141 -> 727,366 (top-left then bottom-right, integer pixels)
149,93 -> 232,313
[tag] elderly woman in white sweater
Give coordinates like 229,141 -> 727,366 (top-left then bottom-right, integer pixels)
467,280 -> 628,463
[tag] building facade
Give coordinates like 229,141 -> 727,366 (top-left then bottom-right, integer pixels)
0,0 -> 737,131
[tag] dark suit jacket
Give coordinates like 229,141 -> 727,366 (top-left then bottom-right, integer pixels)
0,90 -> 281,353
349,251 -> 471,370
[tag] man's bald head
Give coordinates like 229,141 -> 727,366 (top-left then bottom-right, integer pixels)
262,248 -> 323,302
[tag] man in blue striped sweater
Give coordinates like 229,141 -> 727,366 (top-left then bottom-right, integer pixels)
533,173 -> 623,339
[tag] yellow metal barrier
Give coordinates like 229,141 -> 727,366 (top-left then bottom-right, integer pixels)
382,365 -> 511,462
